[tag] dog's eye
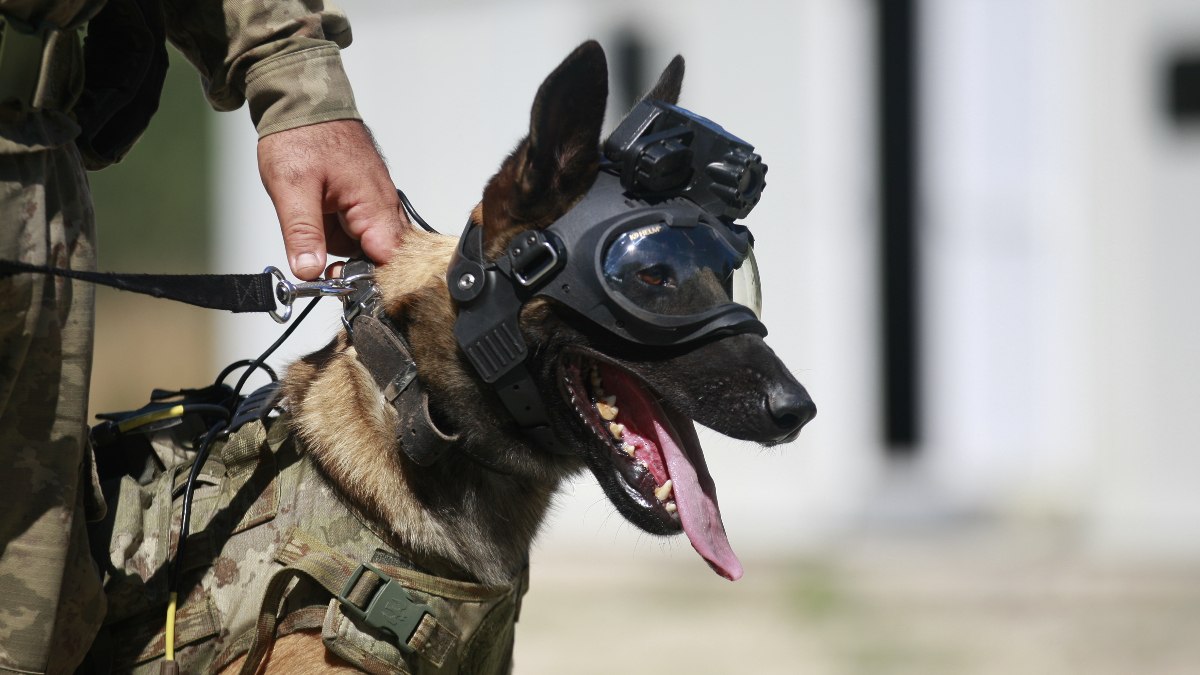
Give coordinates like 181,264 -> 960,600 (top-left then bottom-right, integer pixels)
637,264 -> 676,288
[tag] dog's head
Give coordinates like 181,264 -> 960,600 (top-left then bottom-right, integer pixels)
432,41 -> 815,580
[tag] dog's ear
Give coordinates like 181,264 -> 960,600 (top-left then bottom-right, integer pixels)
480,40 -> 608,258
641,55 -> 685,105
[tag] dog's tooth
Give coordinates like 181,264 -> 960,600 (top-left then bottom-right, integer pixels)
608,422 -> 625,440
665,502 -> 678,514
622,443 -> 636,456
596,400 -> 618,421
602,394 -> 617,406
654,479 -> 673,502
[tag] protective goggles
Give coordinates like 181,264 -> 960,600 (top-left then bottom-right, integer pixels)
528,171 -> 766,347
604,220 -> 761,319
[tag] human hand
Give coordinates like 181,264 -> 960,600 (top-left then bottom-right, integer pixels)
257,119 -> 408,280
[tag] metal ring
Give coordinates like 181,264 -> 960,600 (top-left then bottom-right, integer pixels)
265,266 -> 293,324
339,272 -> 375,286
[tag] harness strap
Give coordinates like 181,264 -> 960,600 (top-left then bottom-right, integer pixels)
212,607 -> 326,673
237,529 -> 457,675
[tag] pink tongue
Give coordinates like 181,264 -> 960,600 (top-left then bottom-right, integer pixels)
599,366 -> 743,581
651,415 -> 744,581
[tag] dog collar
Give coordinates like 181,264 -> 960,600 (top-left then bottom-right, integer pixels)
340,259 -> 462,466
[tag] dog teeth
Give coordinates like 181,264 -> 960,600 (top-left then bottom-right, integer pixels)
601,395 -> 616,406
654,479 -> 673,502
665,502 -> 678,514
622,443 -> 636,456
596,400 -> 618,420
608,422 -> 625,440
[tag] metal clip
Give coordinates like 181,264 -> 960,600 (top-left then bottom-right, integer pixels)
266,266 -> 375,323
339,259 -> 383,331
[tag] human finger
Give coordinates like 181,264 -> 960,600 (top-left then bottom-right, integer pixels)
258,158 -> 328,280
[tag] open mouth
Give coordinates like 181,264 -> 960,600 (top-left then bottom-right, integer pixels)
559,350 -> 744,580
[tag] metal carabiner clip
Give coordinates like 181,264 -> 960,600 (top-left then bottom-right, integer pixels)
266,266 -> 371,323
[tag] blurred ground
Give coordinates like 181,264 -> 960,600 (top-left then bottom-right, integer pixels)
516,526 -> 1200,675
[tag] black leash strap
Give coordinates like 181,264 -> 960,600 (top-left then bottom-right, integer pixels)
0,259 -> 276,313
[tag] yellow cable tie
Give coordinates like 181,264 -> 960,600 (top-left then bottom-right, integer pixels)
117,404 -> 187,434
165,591 -> 178,661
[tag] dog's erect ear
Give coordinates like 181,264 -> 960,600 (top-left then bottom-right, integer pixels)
641,55 -> 685,105
481,40 -> 608,257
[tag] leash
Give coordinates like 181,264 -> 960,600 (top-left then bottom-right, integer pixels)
0,259 -> 360,323
0,189 -> 439,323
0,259 -> 277,311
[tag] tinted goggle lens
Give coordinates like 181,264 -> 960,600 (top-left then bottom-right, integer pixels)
602,223 -> 762,318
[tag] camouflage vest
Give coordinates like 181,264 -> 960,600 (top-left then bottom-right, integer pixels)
89,415 -> 527,674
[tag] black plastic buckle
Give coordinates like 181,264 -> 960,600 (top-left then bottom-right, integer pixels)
228,382 -> 282,433
507,230 -> 561,288
337,563 -> 432,654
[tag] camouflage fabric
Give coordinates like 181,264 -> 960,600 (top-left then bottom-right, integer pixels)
0,0 -> 360,153
1,1 -> 364,670
0,143 -> 105,674
89,416 -> 527,674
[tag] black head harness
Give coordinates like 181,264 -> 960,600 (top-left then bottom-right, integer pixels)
447,100 -> 770,453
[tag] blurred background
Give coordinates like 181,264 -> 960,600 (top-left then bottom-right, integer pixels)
88,0 -> 1200,672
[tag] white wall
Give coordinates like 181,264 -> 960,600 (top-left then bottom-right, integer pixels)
1084,0 -> 1200,556
919,0 -> 1096,515
919,0 -> 1200,555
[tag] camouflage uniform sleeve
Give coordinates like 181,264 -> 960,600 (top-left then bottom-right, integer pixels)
161,0 -> 361,138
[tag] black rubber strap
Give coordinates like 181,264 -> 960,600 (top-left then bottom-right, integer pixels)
0,259 -> 276,312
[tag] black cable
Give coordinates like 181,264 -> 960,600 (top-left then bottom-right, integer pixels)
214,359 -> 278,387
169,420 -> 224,590
397,187 -> 438,234
232,298 -> 320,399
170,296 -> 320,595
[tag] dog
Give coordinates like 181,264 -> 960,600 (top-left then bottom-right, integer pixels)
86,40 -> 814,674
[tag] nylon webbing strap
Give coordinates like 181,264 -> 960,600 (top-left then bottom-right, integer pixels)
213,606 -> 326,674
0,259 -> 276,313
239,529 -> 449,674
239,530 -> 360,675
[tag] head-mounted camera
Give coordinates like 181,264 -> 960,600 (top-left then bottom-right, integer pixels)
603,100 -> 767,221
447,99 -> 768,449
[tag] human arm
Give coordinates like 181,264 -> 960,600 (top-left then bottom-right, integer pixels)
163,0 -> 406,279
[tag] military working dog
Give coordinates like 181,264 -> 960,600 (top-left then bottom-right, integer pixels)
86,41 -> 814,674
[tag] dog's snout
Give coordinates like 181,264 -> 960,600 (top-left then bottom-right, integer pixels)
767,384 -> 816,441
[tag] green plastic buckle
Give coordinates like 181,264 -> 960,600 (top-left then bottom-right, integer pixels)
338,563 -> 433,654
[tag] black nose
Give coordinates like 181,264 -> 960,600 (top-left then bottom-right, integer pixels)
767,383 -> 816,442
